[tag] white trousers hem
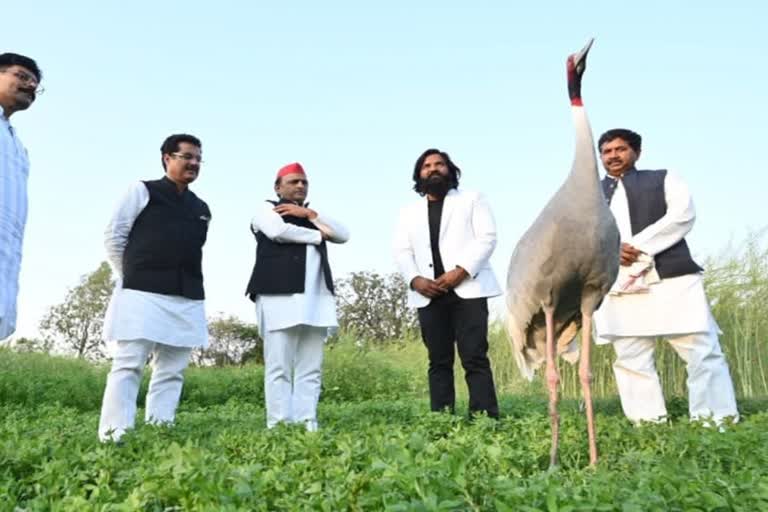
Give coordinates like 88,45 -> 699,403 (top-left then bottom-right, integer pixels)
263,325 -> 325,429
612,328 -> 739,424
98,339 -> 191,442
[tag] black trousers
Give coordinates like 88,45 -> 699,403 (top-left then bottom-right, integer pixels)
417,292 -> 499,417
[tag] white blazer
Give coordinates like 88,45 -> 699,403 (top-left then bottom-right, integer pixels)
393,188 -> 502,308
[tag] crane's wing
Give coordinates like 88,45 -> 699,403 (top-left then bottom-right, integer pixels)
505,206 -> 586,380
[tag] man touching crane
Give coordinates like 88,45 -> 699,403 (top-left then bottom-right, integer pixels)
594,128 -> 739,427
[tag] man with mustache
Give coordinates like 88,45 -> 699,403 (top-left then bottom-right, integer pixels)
98,134 -> 211,442
393,149 -> 501,418
0,53 -> 42,341
594,128 -> 739,427
246,162 -> 349,431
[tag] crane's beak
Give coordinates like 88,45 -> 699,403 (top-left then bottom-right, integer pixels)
573,38 -> 594,67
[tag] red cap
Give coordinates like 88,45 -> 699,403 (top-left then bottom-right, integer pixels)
276,162 -> 306,179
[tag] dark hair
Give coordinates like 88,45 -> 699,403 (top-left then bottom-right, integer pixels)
598,128 -> 642,153
412,148 -> 461,195
0,53 -> 42,82
160,133 -> 201,170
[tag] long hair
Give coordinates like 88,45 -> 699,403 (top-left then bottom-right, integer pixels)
412,148 -> 461,195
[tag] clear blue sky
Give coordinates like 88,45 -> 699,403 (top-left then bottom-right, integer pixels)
5,2 -> 766,339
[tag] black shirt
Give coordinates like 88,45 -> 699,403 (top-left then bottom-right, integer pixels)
427,198 -> 446,278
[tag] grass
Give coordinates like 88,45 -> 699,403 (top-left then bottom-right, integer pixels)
0,349 -> 767,510
1,231 -> 765,509
2,397 -> 767,510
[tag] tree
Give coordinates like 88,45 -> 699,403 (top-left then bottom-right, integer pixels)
335,271 -> 418,343
39,261 -> 114,361
192,315 -> 263,367
8,336 -> 52,354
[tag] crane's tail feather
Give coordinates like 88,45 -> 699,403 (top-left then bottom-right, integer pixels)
506,312 -> 541,381
514,348 -> 539,381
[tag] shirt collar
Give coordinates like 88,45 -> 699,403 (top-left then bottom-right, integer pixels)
605,167 -> 637,181
423,187 -> 458,202
0,107 -> 13,137
161,175 -> 188,194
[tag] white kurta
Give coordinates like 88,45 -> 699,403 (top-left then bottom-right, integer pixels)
250,201 -> 349,334
102,181 -> 208,351
595,171 -> 713,343
0,107 -> 30,340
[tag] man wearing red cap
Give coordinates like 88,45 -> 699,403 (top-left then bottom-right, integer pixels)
245,162 -> 349,431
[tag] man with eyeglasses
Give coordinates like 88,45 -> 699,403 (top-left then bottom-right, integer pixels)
245,162 -> 349,431
0,53 -> 42,341
98,134 -> 211,442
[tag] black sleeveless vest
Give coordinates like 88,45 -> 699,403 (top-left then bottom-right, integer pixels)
245,199 -> 334,301
602,169 -> 703,279
122,177 -> 210,300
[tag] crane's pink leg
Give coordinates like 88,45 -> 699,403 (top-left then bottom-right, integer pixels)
544,306 -> 560,467
580,313 -> 598,466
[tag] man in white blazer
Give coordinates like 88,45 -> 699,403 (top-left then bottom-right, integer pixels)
393,148 -> 502,418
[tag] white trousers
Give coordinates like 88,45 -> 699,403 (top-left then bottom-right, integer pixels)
263,325 -> 326,430
98,339 -> 192,441
612,328 -> 739,424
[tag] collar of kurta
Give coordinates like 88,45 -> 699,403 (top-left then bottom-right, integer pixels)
273,198 -> 309,207
604,167 -> 637,182
0,109 -> 13,137
602,167 -> 639,204
160,175 -> 190,195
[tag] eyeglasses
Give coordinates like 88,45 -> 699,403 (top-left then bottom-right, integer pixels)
1,70 -> 45,95
171,152 -> 204,164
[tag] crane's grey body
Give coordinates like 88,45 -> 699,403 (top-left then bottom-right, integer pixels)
505,116 -> 620,378
504,38 -> 620,466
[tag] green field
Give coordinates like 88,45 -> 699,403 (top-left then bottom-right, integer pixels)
1,343 -> 767,511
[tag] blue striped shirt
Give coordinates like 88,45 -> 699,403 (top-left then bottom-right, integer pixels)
0,107 -> 30,340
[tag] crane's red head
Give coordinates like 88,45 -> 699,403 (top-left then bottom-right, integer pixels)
567,38 -> 594,106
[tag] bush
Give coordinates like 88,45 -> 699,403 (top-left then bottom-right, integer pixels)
0,349 -> 106,411
0,340 -> 426,412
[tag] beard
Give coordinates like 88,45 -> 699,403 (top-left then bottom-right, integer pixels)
420,173 -> 452,198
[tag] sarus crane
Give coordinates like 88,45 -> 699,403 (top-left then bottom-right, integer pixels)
505,39 -> 620,467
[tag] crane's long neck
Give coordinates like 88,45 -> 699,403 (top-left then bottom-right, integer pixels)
568,64 -> 584,107
567,105 -> 601,197
565,58 -> 600,196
